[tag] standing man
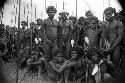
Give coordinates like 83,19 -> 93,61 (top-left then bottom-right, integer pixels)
36,18 -> 42,30
39,6 -> 58,62
19,21 -> 27,51
100,7 -> 123,83
58,11 -> 73,59
100,7 -> 123,68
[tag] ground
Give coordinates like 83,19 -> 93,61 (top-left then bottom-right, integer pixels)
1,61 -> 112,83
1,62 -> 50,83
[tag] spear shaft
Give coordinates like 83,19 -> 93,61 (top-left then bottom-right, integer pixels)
16,0 -> 21,82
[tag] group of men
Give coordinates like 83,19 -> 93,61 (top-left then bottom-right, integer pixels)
0,5 -> 125,83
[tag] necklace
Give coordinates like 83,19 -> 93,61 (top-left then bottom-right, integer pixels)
86,29 -> 94,40
62,21 -> 68,34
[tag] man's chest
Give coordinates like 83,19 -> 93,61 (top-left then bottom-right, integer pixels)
45,20 -> 58,27
106,22 -> 118,33
59,22 -> 70,28
86,29 -> 101,37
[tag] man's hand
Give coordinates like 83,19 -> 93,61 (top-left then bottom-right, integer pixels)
102,49 -> 110,55
27,59 -> 33,65
65,60 -> 75,67
63,60 -> 70,66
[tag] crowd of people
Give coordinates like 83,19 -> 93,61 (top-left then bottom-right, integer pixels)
0,5 -> 125,83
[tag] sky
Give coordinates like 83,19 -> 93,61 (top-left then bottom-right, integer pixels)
0,0 -> 122,27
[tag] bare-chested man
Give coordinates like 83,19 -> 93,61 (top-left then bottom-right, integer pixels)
48,49 -> 69,83
99,7 -> 123,83
0,25 -> 7,64
19,21 -> 27,51
85,10 -> 94,18
85,16 -> 102,49
100,7 -> 123,68
58,11 -> 73,59
74,16 -> 86,47
39,6 -> 58,63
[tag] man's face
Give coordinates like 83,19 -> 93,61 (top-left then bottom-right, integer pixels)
48,12 -> 55,19
88,20 -> 97,29
6,25 -> 9,29
87,13 -> 93,18
55,53 -> 63,62
105,11 -> 114,21
30,23 -> 35,28
61,14 -> 68,21
37,20 -> 41,26
21,23 -> 26,29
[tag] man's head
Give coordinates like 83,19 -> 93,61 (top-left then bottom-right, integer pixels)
59,11 -> 69,21
54,49 -> 64,62
36,18 -> 42,26
86,16 -> 99,29
104,7 -> 116,21
5,25 -> 10,30
77,16 -> 86,25
30,22 -> 35,29
46,6 -> 57,19
86,10 -> 93,18
69,16 -> 76,23
21,21 -> 27,29
0,24 -> 5,37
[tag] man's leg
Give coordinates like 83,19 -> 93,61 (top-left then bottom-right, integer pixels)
109,46 -> 122,83
120,46 -> 125,83
48,71 -> 58,83
103,73 -> 113,83
38,65 -> 42,77
112,46 -> 120,68
64,68 -> 70,83
65,40 -> 71,59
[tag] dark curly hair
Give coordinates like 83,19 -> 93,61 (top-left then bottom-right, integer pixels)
104,7 -> 116,15
46,6 -> 57,14
86,16 -> 99,23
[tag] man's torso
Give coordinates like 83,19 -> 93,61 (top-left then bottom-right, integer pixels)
43,19 -> 58,43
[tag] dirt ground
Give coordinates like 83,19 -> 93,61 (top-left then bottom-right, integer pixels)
1,62 -> 51,83
1,62 -> 114,83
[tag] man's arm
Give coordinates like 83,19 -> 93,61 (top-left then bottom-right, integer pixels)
39,20 -> 52,44
39,20 -> 47,38
99,22 -> 106,49
40,20 -> 46,33
109,21 -> 123,51
49,61 -> 67,73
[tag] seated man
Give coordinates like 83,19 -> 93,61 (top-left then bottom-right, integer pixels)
47,49 -> 70,83
66,50 -> 95,83
20,52 -> 43,80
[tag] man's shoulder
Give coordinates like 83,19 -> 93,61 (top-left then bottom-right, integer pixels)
53,19 -> 58,21
114,20 -> 123,27
53,19 -> 59,24
67,20 -> 72,24
42,19 -> 48,23
100,21 -> 107,26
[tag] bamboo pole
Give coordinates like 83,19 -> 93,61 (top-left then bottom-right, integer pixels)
76,0 -> 77,19
103,0 -> 104,21
31,0 -> 33,51
16,0 -> 21,82
35,4 -> 36,19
